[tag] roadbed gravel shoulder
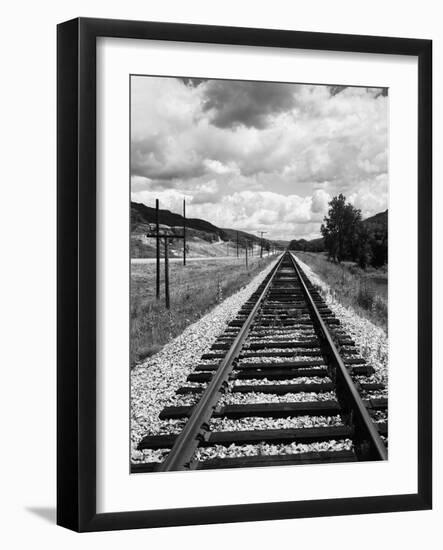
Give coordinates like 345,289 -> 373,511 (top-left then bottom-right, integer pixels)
292,253 -> 388,385
131,258 -> 279,462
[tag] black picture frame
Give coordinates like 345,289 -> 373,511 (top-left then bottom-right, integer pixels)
57,17 -> 432,532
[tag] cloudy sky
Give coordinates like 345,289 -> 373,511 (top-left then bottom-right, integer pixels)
131,76 -> 388,240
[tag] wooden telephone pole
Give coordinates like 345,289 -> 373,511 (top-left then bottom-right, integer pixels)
146,198 -> 187,309
259,231 -> 267,258
164,236 -> 170,309
156,199 -> 160,298
183,199 -> 186,266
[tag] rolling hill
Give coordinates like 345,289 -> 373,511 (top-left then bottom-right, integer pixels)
362,209 -> 388,231
288,237 -> 325,252
131,202 -> 279,258
131,202 -> 224,238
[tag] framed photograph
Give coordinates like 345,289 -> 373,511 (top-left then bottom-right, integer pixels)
57,17 -> 432,532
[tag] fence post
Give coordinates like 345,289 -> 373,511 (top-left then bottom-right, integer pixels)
164,236 -> 170,309
156,199 -> 160,299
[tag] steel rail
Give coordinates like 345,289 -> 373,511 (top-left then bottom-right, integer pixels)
289,253 -> 388,461
157,254 -> 285,471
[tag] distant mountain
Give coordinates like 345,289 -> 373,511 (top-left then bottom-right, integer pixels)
221,228 -> 264,246
288,237 -> 325,252
362,209 -> 388,231
288,210 -> 388,252
131,201 -> 225,237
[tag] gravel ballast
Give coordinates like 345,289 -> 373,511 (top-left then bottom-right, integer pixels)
208,415 -> 343,432
131,258 -> 278,463
238,356 -> 324,364
231,376 -> 331,386
292,254 -> 388,386
194,439 -> 354,461
217,391 -> 337,405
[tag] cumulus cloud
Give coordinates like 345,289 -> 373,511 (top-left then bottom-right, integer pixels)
200,80 -> 298,129
130,75 -> 388,240
311,189 -> 330,214
347,174 -> 389,219
203,159 -> 238,175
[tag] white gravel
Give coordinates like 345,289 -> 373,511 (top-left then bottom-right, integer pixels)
141,418 -> 188,436
250,329 -> 315,335
248,334 -> 316,341
194,439 -> 354,461
198,359 -> 220,366
218,391 -> 337,405
131,258 -> 278,462
238,357 -> 325,366
231,376 -> 331,386
209,415 -> 343,431
370,410 -> 388,422
238,355 -> 324,363
241,347 -> 321,353
136,448 -> 171,463
182,381 -> 208,388
354,374 -> 383,384
292,254 -> 388,386
167,393 -> 202,407
361,389 -> 388,400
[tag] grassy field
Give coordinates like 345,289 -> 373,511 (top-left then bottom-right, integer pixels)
131,232 -> 244,259
294,252 -> 388,331
131,255 -> 276,365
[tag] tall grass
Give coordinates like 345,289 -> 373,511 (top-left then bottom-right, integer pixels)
295,252 -> 388,331
130,256 -> 275,365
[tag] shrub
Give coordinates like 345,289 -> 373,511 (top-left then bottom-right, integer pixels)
356,285 -> 374,310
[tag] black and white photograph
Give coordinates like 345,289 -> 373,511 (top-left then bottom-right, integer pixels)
51,11 -> 433,536
1,0 -> 436,540
130,75 -> 389,472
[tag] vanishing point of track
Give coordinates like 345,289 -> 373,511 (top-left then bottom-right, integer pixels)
133,251 -> 388,472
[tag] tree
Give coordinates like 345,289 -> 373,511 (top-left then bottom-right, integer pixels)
321,194 -> 362,263
369,229 -> 388,267
356,225 -> 372,269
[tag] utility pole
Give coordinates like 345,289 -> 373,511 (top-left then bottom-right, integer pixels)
156,199 -> 160,299
236,231 -> 239,258
147,198 -> 186,309
183,199 -> 186,266
164,236 -> 170,309
259,231 -> 267,258
245,243 -> 248,269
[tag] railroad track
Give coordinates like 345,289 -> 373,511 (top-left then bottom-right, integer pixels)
132,251 -> 388,472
